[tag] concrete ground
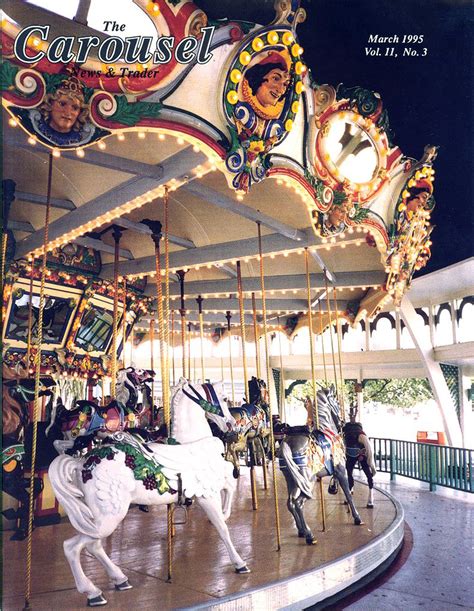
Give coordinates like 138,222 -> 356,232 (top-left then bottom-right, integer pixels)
336,473 -> 474,610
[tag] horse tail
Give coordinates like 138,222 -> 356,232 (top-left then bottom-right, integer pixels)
49,455 -> 98,538
279,440 -> 314,499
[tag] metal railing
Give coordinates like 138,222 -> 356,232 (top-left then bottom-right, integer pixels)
370,437 -> 473,493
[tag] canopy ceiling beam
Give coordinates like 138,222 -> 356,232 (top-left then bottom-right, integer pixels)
15,147 -> 207,260
8,220 -> 35,233
162,297 -> 310,312
74,237 -> 134,260
102,228 -> 322,278
140,312 -> 256,326
180,182 -> 306,242
113,217 -> 196,249
144,270 -> 385,297
5,133 -> 164,180
16,190 -> 76,211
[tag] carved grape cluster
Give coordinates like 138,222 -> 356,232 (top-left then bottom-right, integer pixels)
142,474 -> 157,491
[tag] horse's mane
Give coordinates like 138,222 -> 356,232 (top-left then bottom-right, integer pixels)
315,388 -> 341,433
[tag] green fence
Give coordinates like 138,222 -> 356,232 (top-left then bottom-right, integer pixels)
370,438 -> 473,493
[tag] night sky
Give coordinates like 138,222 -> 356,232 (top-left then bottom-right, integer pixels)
200,0 -> 473,274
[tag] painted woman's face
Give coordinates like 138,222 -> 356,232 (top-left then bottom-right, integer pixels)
406,190 -> 430,212
255,68 -> 290,107
49,94 -> 81,133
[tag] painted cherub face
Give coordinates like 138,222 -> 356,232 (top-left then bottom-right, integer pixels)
255,68 -> 290,107
49,94 -> 82,133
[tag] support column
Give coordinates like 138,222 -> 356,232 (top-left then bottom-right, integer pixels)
400,295 -> 462,446
459,368 -> 474,449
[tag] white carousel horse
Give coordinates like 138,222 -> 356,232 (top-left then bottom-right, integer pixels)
48,377 -> 248,607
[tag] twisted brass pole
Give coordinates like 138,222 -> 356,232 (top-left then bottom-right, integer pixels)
176,270 -> 187,378
110,227 -> 123,398
251,292 -> 261,379
257,223 -> 281,550
197,296 -> 205,381
333,286 -> 346,421
225,311 -> 235,406
305,249 -> 326,532
24,153 -> 53,609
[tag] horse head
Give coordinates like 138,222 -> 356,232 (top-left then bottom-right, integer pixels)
172,379 -> 237,442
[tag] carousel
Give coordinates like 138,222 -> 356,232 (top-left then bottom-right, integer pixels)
1,0 -> 437,608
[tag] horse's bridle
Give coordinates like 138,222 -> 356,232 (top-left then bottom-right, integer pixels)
182,383 -> 224,417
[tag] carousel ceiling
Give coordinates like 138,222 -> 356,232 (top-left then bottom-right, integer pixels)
2,0 -> 437,325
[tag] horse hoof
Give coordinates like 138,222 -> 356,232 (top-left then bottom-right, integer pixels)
87,594 -> 107,606
367,502 -> 374,509
233,467 -> 240,479
354,517 -> 362,525
235,565 -> 251,574
10,530 -> 28,541
115,580 -> 133,591
306,536 -> 317,545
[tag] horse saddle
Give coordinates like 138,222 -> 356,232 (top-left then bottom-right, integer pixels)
65,400 -> 125,434
283,425 -> 312,436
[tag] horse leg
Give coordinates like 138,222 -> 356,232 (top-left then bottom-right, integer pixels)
196,495 -> 250,573
360,458 -> 375,507
294,494 -> 316,545
281,471 -> 306,538
334,463 -> 362,525
84,538 -> 132,591
221,463 -> 236,521
255,436 -> 268,489
63,534 -> 107,606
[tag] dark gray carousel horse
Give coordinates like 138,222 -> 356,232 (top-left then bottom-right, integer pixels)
278,387 -> 362,544
2,374 -> 59,539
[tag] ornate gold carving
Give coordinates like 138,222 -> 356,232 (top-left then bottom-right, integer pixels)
313,85 -> 336,117
189,11 -> 208,38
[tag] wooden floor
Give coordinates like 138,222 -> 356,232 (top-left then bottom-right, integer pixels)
2,467 -> 396,610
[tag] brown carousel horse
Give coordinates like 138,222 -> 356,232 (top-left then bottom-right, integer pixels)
224,377 -> 270,479
2,364 -> 58,539
278,386 -> 362,544
46,367 -> 156,455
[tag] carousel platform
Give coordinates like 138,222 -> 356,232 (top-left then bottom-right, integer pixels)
2,468 -> 404,610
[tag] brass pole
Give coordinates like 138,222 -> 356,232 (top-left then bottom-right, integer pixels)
170,309 -> 176,386
122,278 -> 127,367
225,311 -> 235,406
333,286 -> 346,421
324,276 -> 339,397
176,270 -> 187,378
150,318 -> 155,426
276,316 -> 286,422
236,262 -> 249,399
24,153 -> 53,609
197,296 -> 205,381
257,223 -> 281,550
318,296 -> 328,384
304,248 -> 327,532
26,260 -> 35,370
187,322 -> 192,381
251,292 -> 261,379
110,227 -> 123,398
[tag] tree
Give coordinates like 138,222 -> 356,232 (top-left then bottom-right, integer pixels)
287,378 -> 433,411
362,378 -> 433,408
